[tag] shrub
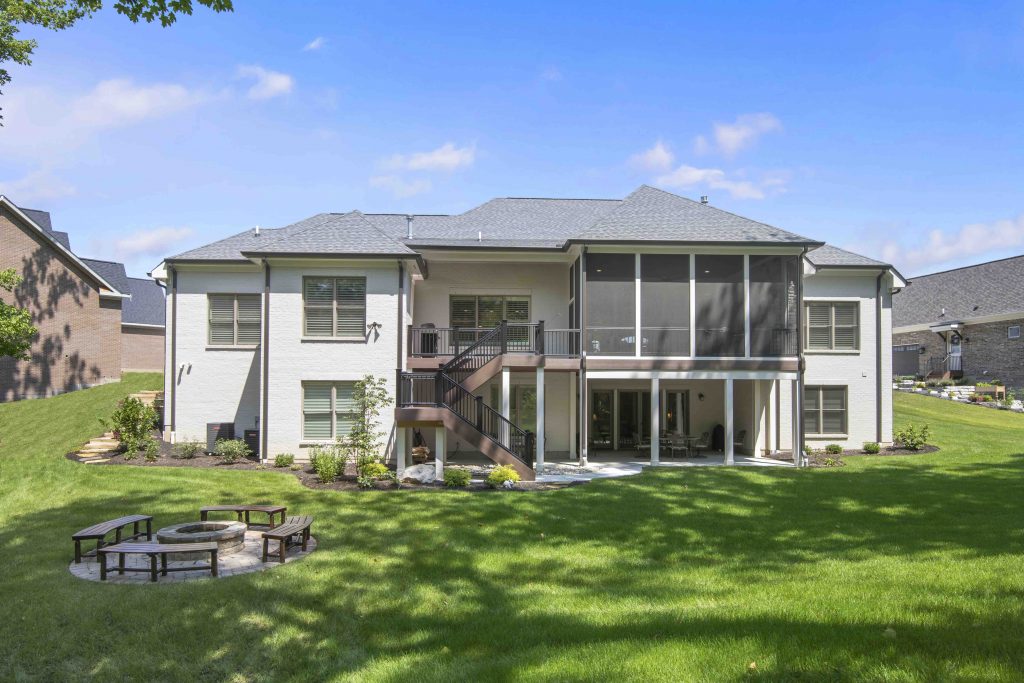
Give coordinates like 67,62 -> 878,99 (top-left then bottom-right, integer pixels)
862,441 -> 881,454
103,397 -> 158,456
822,457 -> 842,467
893,424 -> 930,450
310,445 -> 343,483
216,438 -> 251,464
444,468 -> 471,488
824,444 -> 843,455
173,439 -> 204,459
1003,391 -> 1015,407
274,452 -> 295,468
143,438 -> 160,462
486,465 -> 521,489
359,461 -> 390,478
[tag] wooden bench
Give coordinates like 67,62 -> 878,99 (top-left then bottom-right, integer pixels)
97,542 -> 218,582
72,514 -> 153,563
200,505 -> 286,528
261,515 -> 313,563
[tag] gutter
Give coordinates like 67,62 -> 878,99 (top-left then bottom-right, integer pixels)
169,266 -> 178,438
797,247 -> 809,466
260,260 -> 271,463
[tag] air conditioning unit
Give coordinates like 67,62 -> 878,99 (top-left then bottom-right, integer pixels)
243,429 -> 260,458
206,422 -> 235,452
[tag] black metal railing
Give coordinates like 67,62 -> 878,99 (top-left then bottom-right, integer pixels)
397,372 -> 438,406
442,322 -> 507,382
928,354 -> 963,375
542,328 -> 581,356
408,323 -> 544,357
436,373 -> 534,468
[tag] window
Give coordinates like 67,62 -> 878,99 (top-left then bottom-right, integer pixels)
449,295 -> 531,329
805,302 -> 859,351
302,382 -> 358,440
804,386 -> 847,435
1009,326 -> 1020,340
304,277 -> 366,338
208,294 -> 261,346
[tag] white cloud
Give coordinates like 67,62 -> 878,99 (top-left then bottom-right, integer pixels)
0,169 -> 77,203
303,36 -> 326,51
695,112 -> 782,157
111,226 -> 195,261
629,140 -> 675,172
656,164 -> 787,200
369,175 -> 432,198
877,214 -> 1024,274
70,79 -> 205,128
540,66 -> 563,82
383,142 -> 476,172
237,65 -> 295,100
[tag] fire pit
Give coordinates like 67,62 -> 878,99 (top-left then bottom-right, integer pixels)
156,521 -> 246,560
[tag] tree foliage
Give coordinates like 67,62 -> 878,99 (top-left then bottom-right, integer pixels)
0,0 -> 233,102
0,268 -> 35,360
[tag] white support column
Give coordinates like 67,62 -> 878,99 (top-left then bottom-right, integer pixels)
754,380 -> 765,458
635,253 -> 642,358
725,378 -> 735,465
535,366 -> 545,473
743,254 -> 751,358
501,368 -> 511,420
568,372 -> 577,460
689,254 -> 696,357
791,379 -> 801,466
612,388 -> 620,451
650,377 -> 660,464
396,427 -> 407,479
434,426 -> 446,481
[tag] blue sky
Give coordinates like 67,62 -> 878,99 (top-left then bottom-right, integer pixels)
2,1 -> 1023,278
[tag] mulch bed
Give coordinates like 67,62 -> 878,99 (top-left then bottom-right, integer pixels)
68,434 -> 579,491
801,444 -> 940,467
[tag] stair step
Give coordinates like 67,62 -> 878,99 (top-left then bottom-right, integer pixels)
82,458 -> 112,464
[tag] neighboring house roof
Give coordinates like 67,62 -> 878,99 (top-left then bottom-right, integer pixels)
19,208 -> 72,249
80,258 -> 131,294
123,277 -> 166,326
893,255 -> 1024,329
166,185 -> 893,274
241,211 -> 417,257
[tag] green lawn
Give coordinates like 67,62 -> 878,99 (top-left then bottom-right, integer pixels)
2,377 -> 1023,681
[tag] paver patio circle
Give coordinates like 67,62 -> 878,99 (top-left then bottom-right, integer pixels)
68,529 -> 317,584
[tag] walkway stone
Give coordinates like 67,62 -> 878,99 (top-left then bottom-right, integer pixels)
68,529 -> 316,584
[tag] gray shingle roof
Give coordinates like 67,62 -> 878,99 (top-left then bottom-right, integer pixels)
80,258 -> 130,294
243,211 -> 416,256
893,255 -> 1024,328
123,277 -> 165,326
20,208 -> 52,231
574,186 -> 820,244
807,244 -> 889,268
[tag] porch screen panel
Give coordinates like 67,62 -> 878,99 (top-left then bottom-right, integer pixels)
749,255 -> 800,356
641,254 -> 690,356
695,255 -> 745,356
586,253 -> 635,355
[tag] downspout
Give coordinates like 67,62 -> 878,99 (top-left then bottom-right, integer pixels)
796,247 -> 808,466
169,266 -> 178,440
395,260 -> 405,467
875,270 -> 884,444
579,248 -> 588,465
260,260 -> 271,463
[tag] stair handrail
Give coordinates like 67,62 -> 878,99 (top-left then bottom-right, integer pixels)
435,372 -> 534,468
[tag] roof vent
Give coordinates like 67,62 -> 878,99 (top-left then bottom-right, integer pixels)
405,215 -> 414,239
254,225 -> 260,237
478,230 -> 482,242
700,195 -> 709,205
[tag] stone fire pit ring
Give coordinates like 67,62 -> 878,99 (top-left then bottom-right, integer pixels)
156,520 -> 247,560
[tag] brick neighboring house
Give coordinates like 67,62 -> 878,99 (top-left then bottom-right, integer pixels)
0,197 -> 165,401
892,255 -> 1024,387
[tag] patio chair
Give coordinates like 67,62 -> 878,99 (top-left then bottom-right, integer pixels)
692,432 -> 711,457
734,429 -> 747,451
632,431 -> 650,451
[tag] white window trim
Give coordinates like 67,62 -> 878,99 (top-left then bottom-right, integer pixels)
1008,325 -> 1020,340
803,385 -> 849,437
804,301 -> 860,352
207,293 -> 261,348
303,276 -> 367,340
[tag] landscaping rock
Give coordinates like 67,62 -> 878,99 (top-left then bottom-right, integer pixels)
402,463 -> 436,484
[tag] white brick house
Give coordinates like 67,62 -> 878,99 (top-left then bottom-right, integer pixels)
156,186 -> 904,478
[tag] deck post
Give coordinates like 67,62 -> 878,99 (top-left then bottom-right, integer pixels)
535,366 -> 545,473
568,371 -> 577,460
725,378 -> 735,465
396,426 -> 407,479
650,377 -> 660,464
791,379 -> 801,466
434,426 -> 445,481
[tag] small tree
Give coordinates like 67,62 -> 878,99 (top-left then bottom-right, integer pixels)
0,268 -> 35,360
344,374 -> 392,468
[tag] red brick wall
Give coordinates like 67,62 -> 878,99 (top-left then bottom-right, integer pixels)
122,326 -> 165,372
0,207 -> 122,401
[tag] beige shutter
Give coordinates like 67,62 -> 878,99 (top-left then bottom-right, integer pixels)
304,278 -> 334,336
806,303 -> 832,350
302,384 -> 333,440
335,278 -> 366,338
236,295 -> 262,345
209,295 -> 236,345
832,303 -> 859,350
